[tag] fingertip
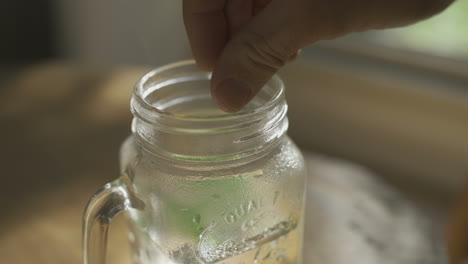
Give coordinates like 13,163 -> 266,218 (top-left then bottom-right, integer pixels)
183,2 -> 228,73
212,78 -> 253,113
195,59 -> 215,72
289,49 -> 302,62
192,50 -> 219,71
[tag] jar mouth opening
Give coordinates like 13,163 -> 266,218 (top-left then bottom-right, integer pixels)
133,60 -> 285,122
131,60 -> 289,161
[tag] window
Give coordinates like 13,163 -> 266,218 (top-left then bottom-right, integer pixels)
353,0 -> 468,60
309,1 -> 468,82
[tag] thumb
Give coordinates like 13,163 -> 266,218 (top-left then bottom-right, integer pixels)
211,0 -> 306,112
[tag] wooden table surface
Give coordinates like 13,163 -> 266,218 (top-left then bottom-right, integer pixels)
1,61 -> 466,264
0,62 -> 146,264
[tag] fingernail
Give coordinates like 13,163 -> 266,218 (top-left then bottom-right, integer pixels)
215,79 -> 252,112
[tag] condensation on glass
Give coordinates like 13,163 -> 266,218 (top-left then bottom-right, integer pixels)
83,61 -> 307,264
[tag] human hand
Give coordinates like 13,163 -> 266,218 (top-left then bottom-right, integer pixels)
183,0 -> 453,112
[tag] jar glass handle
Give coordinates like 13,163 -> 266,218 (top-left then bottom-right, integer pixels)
82,174 -> 143,264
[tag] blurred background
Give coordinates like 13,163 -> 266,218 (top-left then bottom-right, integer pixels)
1,0 -> 467,264
2,0 -> 468,64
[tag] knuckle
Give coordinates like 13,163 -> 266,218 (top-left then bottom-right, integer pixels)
301,1 -> 354,40
240,32 -> 295,73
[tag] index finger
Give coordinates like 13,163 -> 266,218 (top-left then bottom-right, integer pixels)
183,0 -> 228,70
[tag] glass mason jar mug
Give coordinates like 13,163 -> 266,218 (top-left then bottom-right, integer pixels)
83,61 -> 307,264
